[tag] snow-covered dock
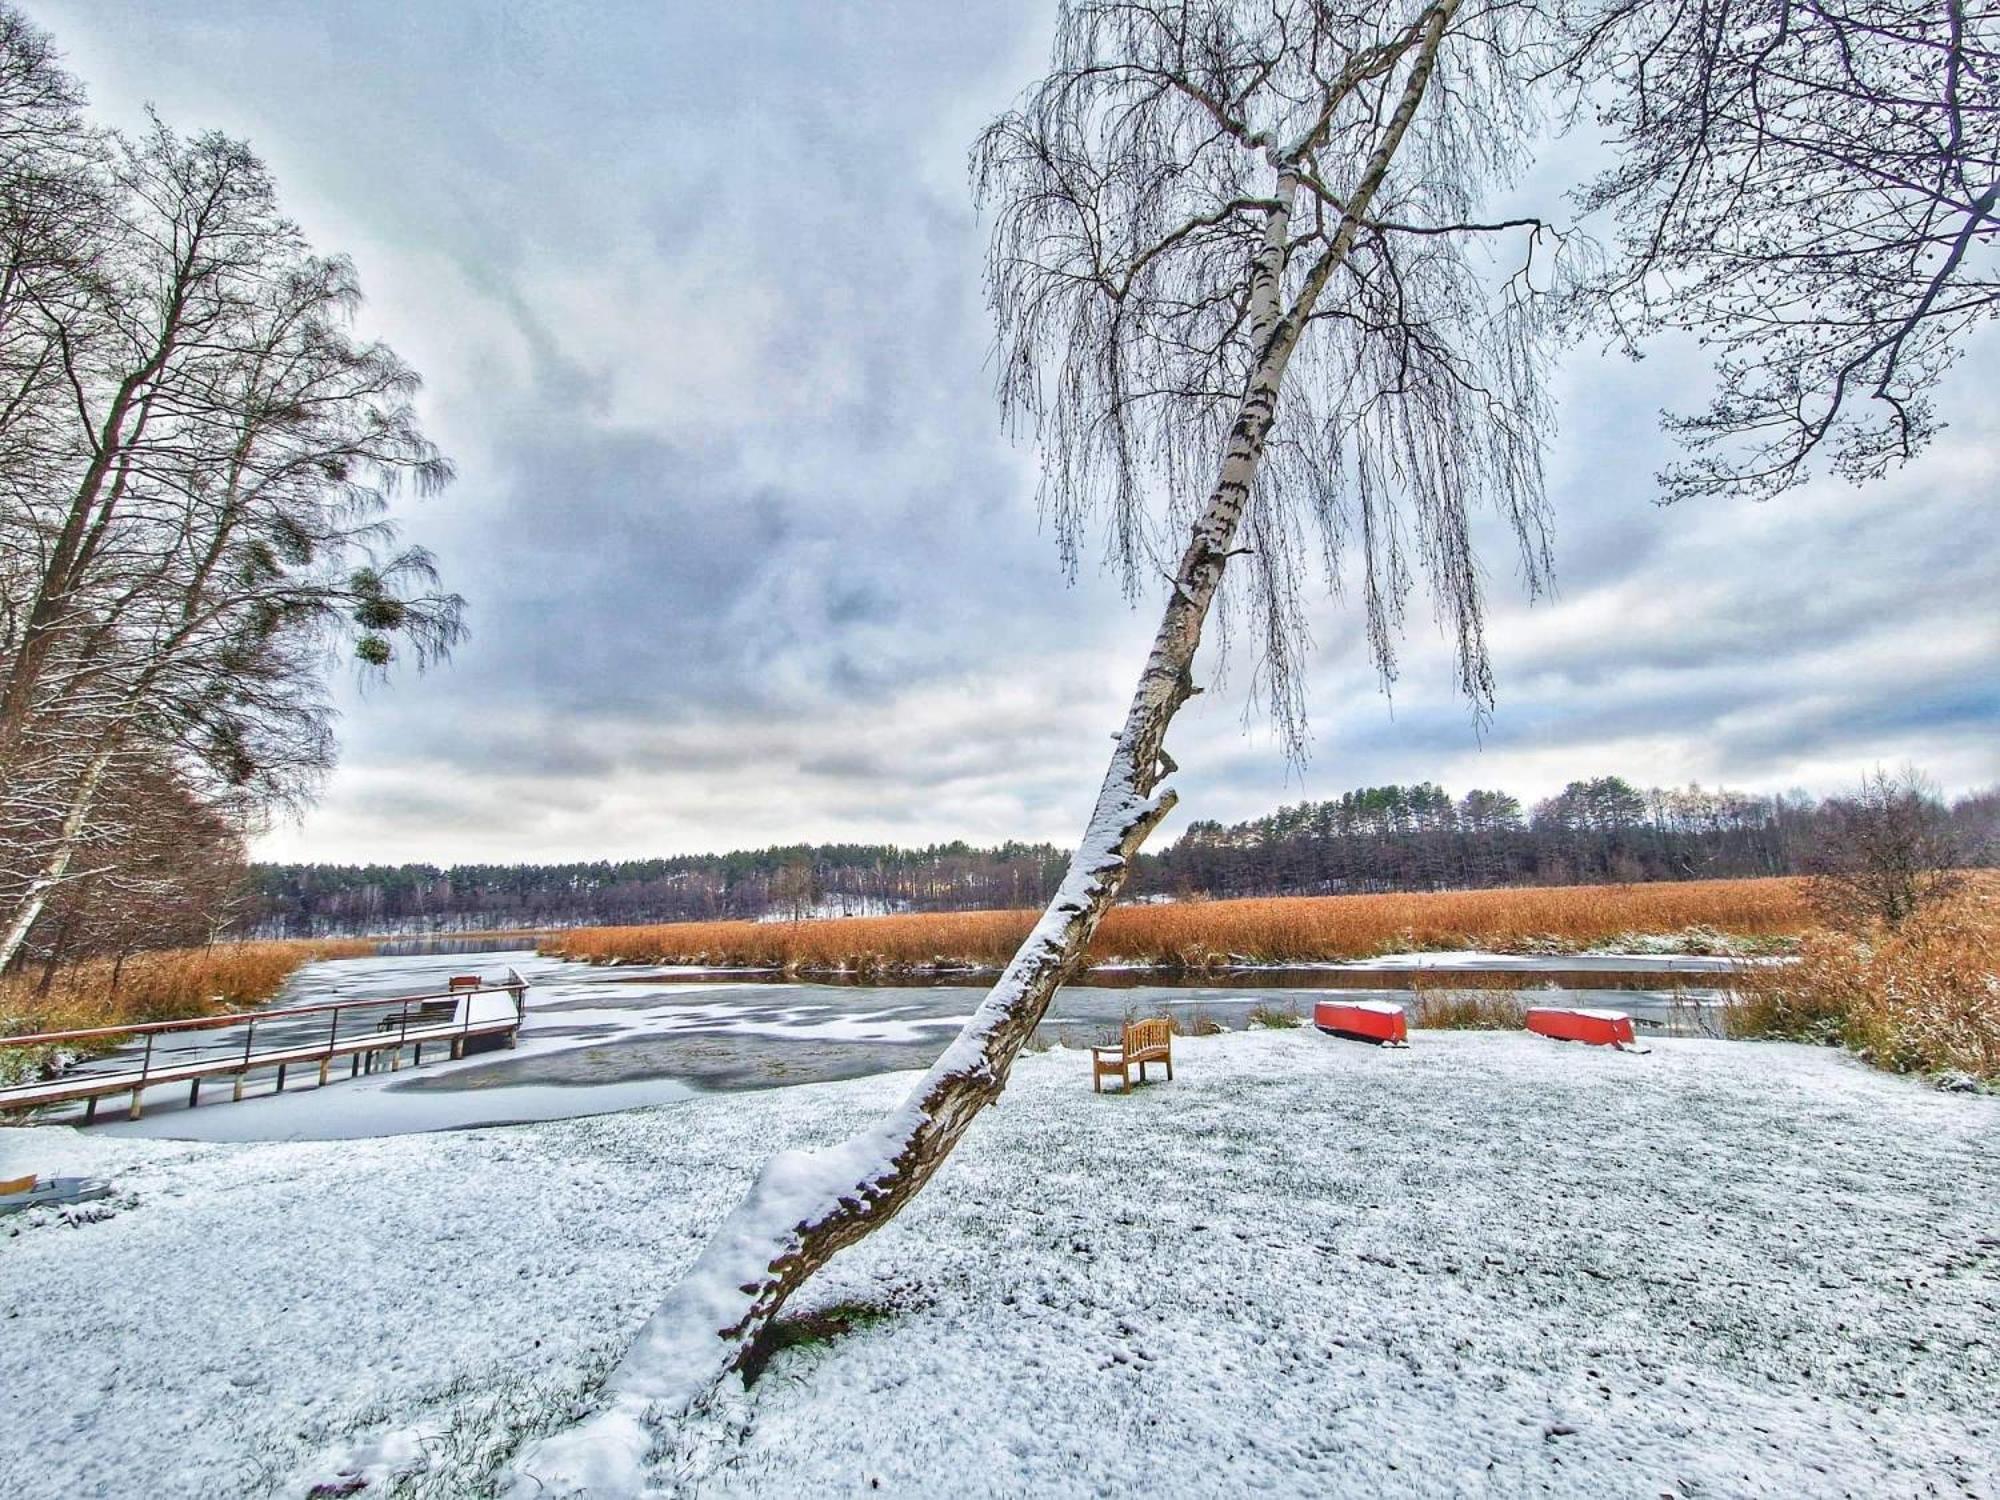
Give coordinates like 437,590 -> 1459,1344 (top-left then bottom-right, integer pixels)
2,1029 -> 1994,1497
0,976 -> 526,1123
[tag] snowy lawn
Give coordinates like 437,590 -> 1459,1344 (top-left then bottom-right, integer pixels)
2,1030 -> 1995,1498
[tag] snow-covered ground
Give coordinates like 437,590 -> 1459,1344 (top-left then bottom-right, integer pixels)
4,1030 -> 1994,1498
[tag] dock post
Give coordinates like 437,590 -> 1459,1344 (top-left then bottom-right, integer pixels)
414,1042 -> 424,1066
322,1008 -> 339,1087
233,1073 -> 245,1102
135,1032 -> 154,1117
84,1096 -> 97,1124
276,1063 -> 287,1092
188,1079 -> 200,1109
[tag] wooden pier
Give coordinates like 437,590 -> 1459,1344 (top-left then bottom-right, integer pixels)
0,971 -> 527,1124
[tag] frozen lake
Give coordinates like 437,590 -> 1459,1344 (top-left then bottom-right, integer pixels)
82,945 -> 1741,1142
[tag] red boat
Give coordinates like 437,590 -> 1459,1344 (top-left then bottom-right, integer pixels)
1524,1007 -> 1640,1049
1313,999 -> 1409,1046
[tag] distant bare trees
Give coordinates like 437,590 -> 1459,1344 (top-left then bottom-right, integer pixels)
1805,768 -> 1967,930
770,858 -> 821,922
0,5 -> 462,972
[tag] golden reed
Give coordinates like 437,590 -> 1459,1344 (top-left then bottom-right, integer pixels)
546,877 -> 1813,972
1,938 -> 376,1037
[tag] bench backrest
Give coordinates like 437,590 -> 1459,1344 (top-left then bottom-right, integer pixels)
1124,1018 -> 1173,1056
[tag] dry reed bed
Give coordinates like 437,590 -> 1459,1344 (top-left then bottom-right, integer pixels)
1409,982 -> 1535,1031
1728,884 -> 1999,1082
0,938 -> 376,1041
546,877 -> 1812,972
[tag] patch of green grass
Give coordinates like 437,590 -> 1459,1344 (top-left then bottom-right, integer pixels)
740,1298 -> 902,1386
1246,1003 -> 1302,1029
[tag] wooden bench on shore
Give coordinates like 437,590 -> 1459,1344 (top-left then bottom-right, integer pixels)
1092,1018 -> 1174,1093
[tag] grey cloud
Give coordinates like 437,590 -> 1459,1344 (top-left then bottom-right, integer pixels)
42,0 -> 1995,865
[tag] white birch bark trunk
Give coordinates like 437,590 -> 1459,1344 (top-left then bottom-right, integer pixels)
0,733 -> 118,972
509,177 -> 1312,1497
511,11 -> 1458,1492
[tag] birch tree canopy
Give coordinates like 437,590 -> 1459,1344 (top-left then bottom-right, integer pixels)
975,0 -> 1578,748
1563,0 -> 2000,502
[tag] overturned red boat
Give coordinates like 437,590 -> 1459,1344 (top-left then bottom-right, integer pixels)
1524,1006 -> 1638,1048
1313,999 -> 1409,1046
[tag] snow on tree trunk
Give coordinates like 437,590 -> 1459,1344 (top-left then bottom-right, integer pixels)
510,9 -> 1461,1489
509,186 -> 1310,1500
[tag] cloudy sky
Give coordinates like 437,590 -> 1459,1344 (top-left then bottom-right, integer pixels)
37,1 -> 1999,865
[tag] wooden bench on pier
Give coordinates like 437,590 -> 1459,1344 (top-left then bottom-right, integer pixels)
377,999 -> 460,1031
1092,1018 -> 1174,1093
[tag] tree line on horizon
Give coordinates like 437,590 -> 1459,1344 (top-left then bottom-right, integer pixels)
244,775 -> 1998,937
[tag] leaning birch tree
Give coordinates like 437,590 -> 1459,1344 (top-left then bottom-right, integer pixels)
517,1 -> 1572,1487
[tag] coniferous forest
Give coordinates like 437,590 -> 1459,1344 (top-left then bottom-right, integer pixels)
247,777 -> 1998,936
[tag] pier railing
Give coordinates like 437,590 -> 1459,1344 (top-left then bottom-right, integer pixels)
0,971 -> 528,1122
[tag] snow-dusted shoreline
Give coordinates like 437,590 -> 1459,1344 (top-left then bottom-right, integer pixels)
3,1030 -> 1994,1498
569,946 -> 1789,979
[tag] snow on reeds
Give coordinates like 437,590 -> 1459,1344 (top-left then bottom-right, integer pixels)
546,877 -> 1812,972
1728,879 -> 1999,1083
0,938 -> 375,1040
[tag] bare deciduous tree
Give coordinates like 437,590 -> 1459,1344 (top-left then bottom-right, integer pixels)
1561,0 -> 2000,501
19,749 -> 248,995
1805,766 -> 1965,931
515,1 -> 1578,1484
0,10 -> 463,973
